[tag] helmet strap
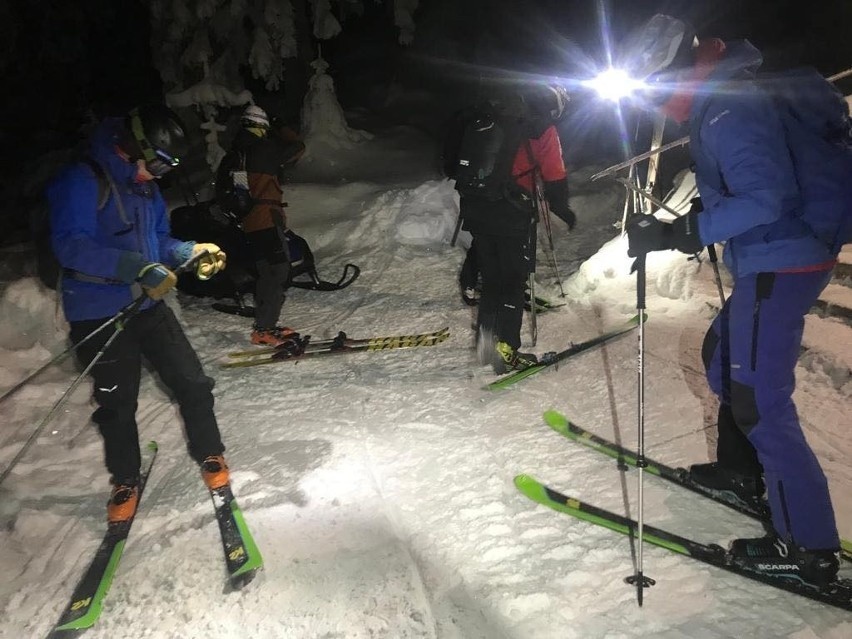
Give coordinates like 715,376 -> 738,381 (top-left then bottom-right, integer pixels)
129,108 -> 157,163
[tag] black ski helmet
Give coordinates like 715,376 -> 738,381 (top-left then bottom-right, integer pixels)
527,84 -> 571,122
125,104 -> 188,176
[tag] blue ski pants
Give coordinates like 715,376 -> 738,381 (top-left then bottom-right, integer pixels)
703,269 -> 839,550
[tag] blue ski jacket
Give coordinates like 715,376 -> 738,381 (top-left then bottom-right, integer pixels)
689,41 -> 837,277
48,118 -> 195,321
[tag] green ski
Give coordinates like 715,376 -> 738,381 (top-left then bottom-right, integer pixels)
514,474 -> 852,611
49,441 -> 158,637
487,315 -> 642,390
541,409 -> 852,562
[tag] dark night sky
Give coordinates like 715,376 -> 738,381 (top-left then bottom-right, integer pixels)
1,0 -> 851,238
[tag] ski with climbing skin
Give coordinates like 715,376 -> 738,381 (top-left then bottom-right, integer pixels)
209,484 -> 263,589
487,315 -> 642,390
48,441 -> 158,638
514,474 -> 852,611
221,327 -> 450,368
540,409 -> 852,562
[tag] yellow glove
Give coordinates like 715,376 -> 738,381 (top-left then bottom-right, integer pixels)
137,263 -> 177,300
192,243 -> 227,280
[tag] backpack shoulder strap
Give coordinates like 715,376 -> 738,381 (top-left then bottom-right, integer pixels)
79,157 -> 110,210
80,157 -> 130,224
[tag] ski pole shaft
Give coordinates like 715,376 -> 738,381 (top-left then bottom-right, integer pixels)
534,179 -> 566,297
625,254 -> 653,604
0,252 -> 208,486
528,273 -> 538,346
0,297 -> 146,487
0,252 -> 210,406
596,67 -> 852,184
450,211 -> 462,247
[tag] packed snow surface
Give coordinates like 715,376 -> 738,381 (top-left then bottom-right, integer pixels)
0,123 -> 850,639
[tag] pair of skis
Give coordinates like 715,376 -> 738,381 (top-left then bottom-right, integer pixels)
517,410 -> 852,611
221,327 -> 450,369
48,442 -> 262,637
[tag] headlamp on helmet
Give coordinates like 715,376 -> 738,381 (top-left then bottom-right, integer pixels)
128,105 -> 187,178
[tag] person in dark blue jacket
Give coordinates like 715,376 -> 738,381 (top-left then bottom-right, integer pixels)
624,15 -> 843,587
48,104 -> 231,523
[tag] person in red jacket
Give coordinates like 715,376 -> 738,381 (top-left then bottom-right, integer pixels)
457,85 -> 575,373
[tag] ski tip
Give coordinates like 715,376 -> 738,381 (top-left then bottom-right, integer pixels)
542,409 -> 568,427
514,474 -> 537,490
146,440 -> 158,453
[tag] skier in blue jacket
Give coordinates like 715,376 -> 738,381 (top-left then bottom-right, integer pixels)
625,15 -> 844,586
48,104 -> 231,522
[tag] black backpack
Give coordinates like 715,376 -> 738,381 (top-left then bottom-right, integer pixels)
448,104 -> 525,201
215,150 -> 253,218
31,157 -> 111,289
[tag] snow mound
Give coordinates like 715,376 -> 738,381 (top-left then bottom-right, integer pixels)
0,278 -> 66,352
395,181 -> 460,246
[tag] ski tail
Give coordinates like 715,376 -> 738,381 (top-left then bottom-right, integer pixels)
210,484 -> 263,589
50,441 -> 158,636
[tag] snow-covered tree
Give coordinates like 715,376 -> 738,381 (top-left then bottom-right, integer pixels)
301,52 -> 372,149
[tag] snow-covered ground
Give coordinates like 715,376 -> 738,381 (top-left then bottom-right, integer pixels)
0,120 -> 850,639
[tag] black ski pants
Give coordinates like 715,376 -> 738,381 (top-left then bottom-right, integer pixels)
246,224 -> 291,330
459,239 -> 479,291
70,302 -> 225,484
474,233 -> 530,350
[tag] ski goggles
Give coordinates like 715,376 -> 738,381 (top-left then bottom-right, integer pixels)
129,109 -> 181,177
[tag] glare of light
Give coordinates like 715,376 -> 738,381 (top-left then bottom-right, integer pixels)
584,68 -> 644,102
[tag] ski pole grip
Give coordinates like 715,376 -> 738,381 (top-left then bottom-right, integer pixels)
175,249 -> 210,275
632,255 -> 647,310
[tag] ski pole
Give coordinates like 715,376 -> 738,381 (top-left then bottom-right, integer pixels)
0,253 -> 210,407
0,295 -> 147,488
527,214 -> 539,346
592,137 -> 690,182
594,66 -> 852,183
450,210 -> 462,247
625,253 -> 655,605
534,173 -> 566,297
0,304 -> 138,407
615,177 -> 726,306
0,252 -> 208,487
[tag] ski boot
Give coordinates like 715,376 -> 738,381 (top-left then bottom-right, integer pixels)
251,326 -> 300,348
201,455 -> 230,490
107,480 -> 140,523
494,341 -> 538,375
688,462 -> 765,506
729,535 -> 839,588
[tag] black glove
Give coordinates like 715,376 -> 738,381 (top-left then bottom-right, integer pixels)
670,209 -> 705,254
626,215 -> 672,257
689,197 -> 703,214
544,179 -> 576,230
